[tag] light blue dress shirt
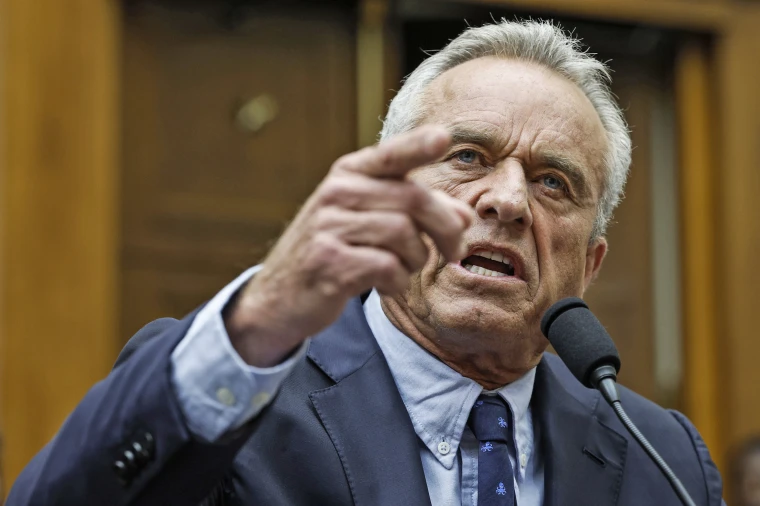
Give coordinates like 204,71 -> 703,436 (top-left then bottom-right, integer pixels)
170,269 -> 543,505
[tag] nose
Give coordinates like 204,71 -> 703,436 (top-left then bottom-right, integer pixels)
474,160 -> 533,229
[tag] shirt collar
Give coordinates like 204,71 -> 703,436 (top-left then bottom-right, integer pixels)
483,366 -> 536,432
363,289 -> 536,470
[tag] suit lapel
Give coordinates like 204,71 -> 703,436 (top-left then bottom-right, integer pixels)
307,297 -> 432,506
534,355 -> 628,506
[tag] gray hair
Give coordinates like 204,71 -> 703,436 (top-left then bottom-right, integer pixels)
380,19 -> 631,238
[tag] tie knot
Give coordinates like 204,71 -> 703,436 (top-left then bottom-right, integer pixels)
468,395 -> 512,443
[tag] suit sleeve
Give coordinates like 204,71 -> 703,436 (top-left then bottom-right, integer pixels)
669,410 -> 725,506
6,312 -> 252,506
7,267 -> 310,506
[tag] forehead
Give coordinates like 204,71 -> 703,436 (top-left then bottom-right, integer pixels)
421,57 -> 609,188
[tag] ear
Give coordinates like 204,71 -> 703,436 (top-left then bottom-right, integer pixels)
583,236 -> 607,293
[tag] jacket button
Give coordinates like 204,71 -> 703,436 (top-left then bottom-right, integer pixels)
123,450 -> 137,469
143,432 -> 155,456
113,460 -> 131,486
113,460 -> 128,476
132,441 -> 150,462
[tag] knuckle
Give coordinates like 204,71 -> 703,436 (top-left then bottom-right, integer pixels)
318,178 -> 350,204
319,176 -> 365,208
331,147 -> 373,174
330,153 -> 356,173
377,148 -> 395,169
311,232 -> 341,258
312,206 -> 340,229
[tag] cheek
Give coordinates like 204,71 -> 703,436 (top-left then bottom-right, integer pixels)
552,218 -> 585,257
533,208 -> 590,290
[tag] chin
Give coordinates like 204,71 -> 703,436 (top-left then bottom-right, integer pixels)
430,299 -> 539,343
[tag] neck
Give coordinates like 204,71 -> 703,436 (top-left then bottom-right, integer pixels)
379,294 -> 542,390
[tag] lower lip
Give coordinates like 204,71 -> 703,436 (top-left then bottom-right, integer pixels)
451,262 -> 526,284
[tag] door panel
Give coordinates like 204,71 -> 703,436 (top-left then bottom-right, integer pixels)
121,0 -> 357,340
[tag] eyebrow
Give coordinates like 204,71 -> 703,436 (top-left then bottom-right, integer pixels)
448,126 -> 501,151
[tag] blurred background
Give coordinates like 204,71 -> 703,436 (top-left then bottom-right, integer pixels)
1,0 -> 759,502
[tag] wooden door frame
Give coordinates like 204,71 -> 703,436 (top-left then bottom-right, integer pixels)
0,0 -> 122,493
2,0 -> 757,493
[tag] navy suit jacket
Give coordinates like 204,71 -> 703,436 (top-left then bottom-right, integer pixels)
8,297 -> 724,505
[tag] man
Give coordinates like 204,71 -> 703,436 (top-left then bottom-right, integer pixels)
9,20 -> 723,505
731,437 -> 760,506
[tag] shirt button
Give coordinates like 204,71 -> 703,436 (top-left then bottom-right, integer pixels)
437,441 -> 451,455
251,392 -> 271,409
520,453 -> 528,468
216,387 -> 236,406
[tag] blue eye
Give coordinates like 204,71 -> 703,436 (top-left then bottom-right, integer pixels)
542,175 -> 564,190
456,150 -> 478,164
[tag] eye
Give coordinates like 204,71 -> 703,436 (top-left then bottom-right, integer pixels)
541,174 -> 565,191
455,149 -> 478,164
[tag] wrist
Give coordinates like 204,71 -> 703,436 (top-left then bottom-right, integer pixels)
223,283 -> 302,368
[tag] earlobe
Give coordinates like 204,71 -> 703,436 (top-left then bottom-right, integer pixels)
583,236 -> 607,292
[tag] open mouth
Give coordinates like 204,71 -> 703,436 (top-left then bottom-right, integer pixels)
460,249 -> 517,278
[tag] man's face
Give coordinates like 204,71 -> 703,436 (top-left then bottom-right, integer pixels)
401,57 -> 609,359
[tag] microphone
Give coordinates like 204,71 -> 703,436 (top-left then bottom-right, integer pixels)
541,297 -> 697,506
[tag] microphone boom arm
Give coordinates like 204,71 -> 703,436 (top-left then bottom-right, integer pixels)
594,373 -> 697,506
542,298 -> 701,506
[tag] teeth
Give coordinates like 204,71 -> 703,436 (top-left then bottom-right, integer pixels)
464,248 -> 516,277
463,264 -> 507,277
484,267 -> 507,277
474,249 -> 511,267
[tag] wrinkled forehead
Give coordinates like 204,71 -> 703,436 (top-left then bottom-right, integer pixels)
419,57 -> 609,189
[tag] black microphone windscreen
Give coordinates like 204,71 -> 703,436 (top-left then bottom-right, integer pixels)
540,297 -> 621,388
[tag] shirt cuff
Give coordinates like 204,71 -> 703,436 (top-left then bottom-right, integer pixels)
171,265 -> 309,442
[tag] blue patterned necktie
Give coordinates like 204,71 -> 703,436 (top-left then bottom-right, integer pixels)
468,394 -> 517,506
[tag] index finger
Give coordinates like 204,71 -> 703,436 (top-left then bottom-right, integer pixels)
332,125 -> 451,179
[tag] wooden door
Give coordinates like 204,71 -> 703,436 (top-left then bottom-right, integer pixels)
120,0 -> 357,340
